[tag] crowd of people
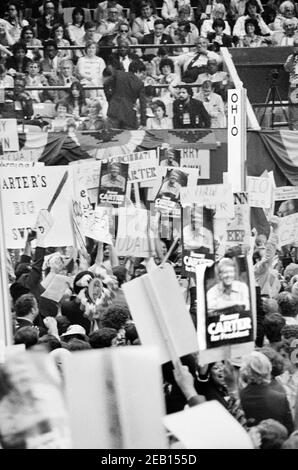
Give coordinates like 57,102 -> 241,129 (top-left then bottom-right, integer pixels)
0,0 -> 297,130
2,0 -> 298,451
3,194 -> 298,449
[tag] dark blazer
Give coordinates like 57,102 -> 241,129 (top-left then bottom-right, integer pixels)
61,296 -> 91,334
107,52 -> 140,71
207,32 -> 234,51
142,33 -> 173,57
240,383 -> 294,434
5,56 -> 32,74
107,69 -> 147,128
142,32 -> 173,46
173,98 -> 211,129
36,14 -> 64,40
48,74 -> 79,102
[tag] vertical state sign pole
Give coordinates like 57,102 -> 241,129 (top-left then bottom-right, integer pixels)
228,88 -> 247,192
0,183 -> 13,349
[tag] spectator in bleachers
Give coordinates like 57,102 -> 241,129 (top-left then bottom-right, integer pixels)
4,2 -> 29,43
132,0 -> 162,42
40,39 -> 60,78
194,79 -> 226,128
76,41 -> 107,107
207,18 -> 234,51
161,0 -> 193,24
271,17 -> 298,45
200,3 -> 232,38
25,60 -> 49,103
233,0 -> 272,40
50,99 -> 72,131
150,45 -> 171,77
97,5 -> 123,38
64,81 -> 88,118
196,57 -> 230,100
20,26 -> 43,61
111,21 -> 141,55
107,37 -> 139,72
146,98 -> 173,128
79,99 -> 105,130
6,42 -> 32,76
49,58 -> 79,102
172,84 -> 211,128
36,0 -> 64,41
156,57 -> 179,116
0,47 -> 12,70
238,17 -> 270,46
75,21 -> 101,59
166,8 -> 199,54
93,0 -> 124,24
272,1 -> 298,31
175,36 -> 221,83
0,19 -> 15,48
67,6 -> 86,45
13,73 -> 34,120
142,19 -> 173,61
51,23 -> 72,61
230,0 -> 264,18
0,63 -> 14,88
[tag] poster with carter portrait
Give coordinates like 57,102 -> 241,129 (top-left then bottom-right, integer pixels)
98,161 -> 128,207
181,204 -> 215,277
155,168 -> 188,218
196,255 -> 256,364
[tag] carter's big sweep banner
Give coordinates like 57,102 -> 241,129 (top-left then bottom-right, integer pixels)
0,166 -> 74,249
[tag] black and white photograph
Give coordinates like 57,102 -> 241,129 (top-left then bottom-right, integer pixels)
1,0 -> 298,456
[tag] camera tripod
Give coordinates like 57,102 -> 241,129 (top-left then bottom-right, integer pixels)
259,76 -> 288,129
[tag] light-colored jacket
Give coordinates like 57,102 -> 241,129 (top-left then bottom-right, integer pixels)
254,231 -> 280,298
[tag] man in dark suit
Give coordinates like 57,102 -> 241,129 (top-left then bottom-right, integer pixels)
105,60 -> 147,129
47,58 -> 79,103
240,351 -> 294,435
173,85 -> 211,129
142,19 -> 173,61
107,38 -> 140,72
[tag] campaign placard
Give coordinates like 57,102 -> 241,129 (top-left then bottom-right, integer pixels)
0,166 -> 74,249
274,186 -> 298,217
196,255 -> 256,363
155,168 -> 189,218
181,205 -> 215,276
98,161 -> 128,207
247,176 -> 273,209
225,192 -> 251,249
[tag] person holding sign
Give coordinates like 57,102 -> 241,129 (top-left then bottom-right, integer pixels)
207,257 -> 250,314
253,216 -> 280,298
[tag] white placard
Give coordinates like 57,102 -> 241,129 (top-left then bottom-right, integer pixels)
163,401 -> 253,449
0,119 -> 19,151
122,264 -> 198,364
115,207 -> 154,257
180,184 -> 234,218
0,167 -> 74,249
247,176 -> 273,208
278,213 -> 298,246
